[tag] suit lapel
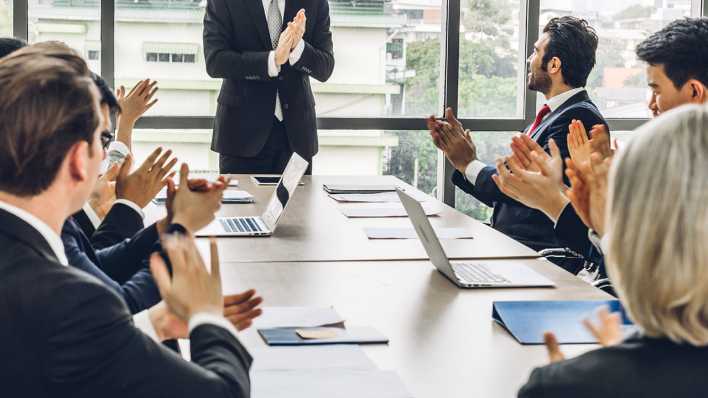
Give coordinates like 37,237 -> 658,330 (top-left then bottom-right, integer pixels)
0,208 -> 60,264
530,91 -> 591,141
245,0 -> 273,49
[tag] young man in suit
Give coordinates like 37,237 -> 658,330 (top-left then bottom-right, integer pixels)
428,16 -> 607,253
203,0 -> 334,174
0,44 -> 252,397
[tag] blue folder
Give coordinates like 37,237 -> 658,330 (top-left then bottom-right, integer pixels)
492,300 -> 635,345
258,326 -> 389,346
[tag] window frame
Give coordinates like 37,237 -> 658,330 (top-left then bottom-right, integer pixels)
11,0 -> 707,206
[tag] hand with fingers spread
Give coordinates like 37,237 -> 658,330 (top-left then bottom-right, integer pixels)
116,79 -> 159,149
583,306 -> 623,347
169,163 -> 228,233
150,237 -> 224,324
223,289 -> 264,331
428,107 -> 477,172
88,163 -> 120,219
287,9 -> 306,50
492,139 -> 569,221
115,147 -> 178,208
510,133 -> 547,173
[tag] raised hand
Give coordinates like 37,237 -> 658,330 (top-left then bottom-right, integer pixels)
565,158 -> 593,229
509,133 -> 547,173
587,154 -> 611,236
544,332 -> 565,363
115,147 -> 177,208
169,163 -> 228,233
287,9 -> 306,50
435,108 -> 477,172
88,163 -> 120,219
223,289 -> 264,331
583,306 -> 623,347
567,119 -> 593,168
587,124 -> 613,160
275,28 -> 295,66
117,79 -> 159,126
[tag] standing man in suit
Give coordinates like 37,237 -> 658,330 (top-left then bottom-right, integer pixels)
0,44 -> 251,397
204,0 -> 334,174
428,17 -> 606,252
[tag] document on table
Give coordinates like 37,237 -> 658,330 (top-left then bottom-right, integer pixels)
364,227 -> 474,240
259,326 -> 389,346
339,203 -> 441,218
153,188 -> 252,203
253,306 -> 345,329
252,370 -> 413,398
328,190 -> 429,203
323,184 -> 398,194
250,346 -> 376,372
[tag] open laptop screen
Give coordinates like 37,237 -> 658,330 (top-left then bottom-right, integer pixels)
261,153 -> 309,231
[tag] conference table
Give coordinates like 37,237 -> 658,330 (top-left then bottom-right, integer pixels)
147,175 -> 611,398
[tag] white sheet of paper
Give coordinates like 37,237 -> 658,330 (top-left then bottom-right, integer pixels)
154,187 -> 247,202
253,306 -> 344,329
364,227 -> 474,240
328,190 -> 429,203
250,346 -> 376,372
252,370 -> 413,398
340,203 -> 441,218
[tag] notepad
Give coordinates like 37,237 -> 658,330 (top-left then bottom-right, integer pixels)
339,203 -> 441,218
492,300 -> 636,345
323,184 -> 398,194
259,326 -> 389,346
364,227 -> 474,240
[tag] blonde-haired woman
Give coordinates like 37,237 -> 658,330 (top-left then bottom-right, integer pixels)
518,103 -> 708,398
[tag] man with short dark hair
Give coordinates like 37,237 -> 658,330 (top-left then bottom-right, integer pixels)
428,16 -> 607,253
0,44 -> 251,397
636,17 -> 708,115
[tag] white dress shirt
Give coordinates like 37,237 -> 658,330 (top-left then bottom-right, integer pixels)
0,200 -> 237,343
463,87 -> 587,184
262,0 -> 305,121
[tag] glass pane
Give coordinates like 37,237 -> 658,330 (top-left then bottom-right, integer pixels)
131,129 -> 435,192
539,0 -> 692,118
458,0 -> 526,118
28,0 -> 101,74
116,0 -> 443,118
0,0 -> 11,36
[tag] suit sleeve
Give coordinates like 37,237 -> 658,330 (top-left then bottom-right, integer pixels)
290,0 -> 334,82
90,203 -> 144,250
203,0 -> 271,81
554,204 -> 592,256
96,223 -> 159,284
43,275 -> 252,398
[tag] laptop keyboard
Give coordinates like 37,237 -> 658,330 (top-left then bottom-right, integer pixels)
453,263 -> 510,285
219,217 -> 264,234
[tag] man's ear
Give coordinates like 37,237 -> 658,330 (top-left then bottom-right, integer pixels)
547,57 -> 562,75
66,141 -> 90,183
687,79 -> 706,104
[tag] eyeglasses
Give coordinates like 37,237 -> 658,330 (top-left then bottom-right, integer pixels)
100,130 -> 114,150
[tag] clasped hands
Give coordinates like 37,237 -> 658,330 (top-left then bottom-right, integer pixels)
275,9 -> 307,66
427,108 -> 478,173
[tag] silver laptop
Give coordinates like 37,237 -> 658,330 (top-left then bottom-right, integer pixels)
397,189 -> 555,288
196,153 -> 309,237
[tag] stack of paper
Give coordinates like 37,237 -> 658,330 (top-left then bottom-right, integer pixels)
339,203 -> 441,218
364,227 -> 474,240
328,190 -> 429,203
323,184 -> 398,194
153,188 -> 253,204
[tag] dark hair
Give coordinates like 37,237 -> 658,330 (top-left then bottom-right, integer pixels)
636,17 -> 708,89
0,37 -> 27,59
92,72 -> 121,115
0,44 -> 100,197
542,16 -> 598,88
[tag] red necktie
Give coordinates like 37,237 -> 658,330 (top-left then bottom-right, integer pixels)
527,104 -> 551,137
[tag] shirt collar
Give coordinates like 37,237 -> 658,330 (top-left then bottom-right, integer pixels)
546,87 -> 586,112
0,200 -> 68,266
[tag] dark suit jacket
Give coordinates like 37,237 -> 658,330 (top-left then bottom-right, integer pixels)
61,217 -> 160,314
518,335 -> 708,397
0,208 -> 252,397
74,202 -> 144,250
204,0 -> 334,159
453,91 -> 607,252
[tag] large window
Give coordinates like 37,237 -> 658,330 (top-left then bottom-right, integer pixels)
1,0 -> 11,36
540,0 -> 693,118
28,0 -> 101,73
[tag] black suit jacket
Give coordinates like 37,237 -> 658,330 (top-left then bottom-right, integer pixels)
453,91 -> 607,251
0,208 -> 252,398
204,0 -> 334,158
519,335 -> 708,397
62,217 -> 160,314
74,202 -> 144,250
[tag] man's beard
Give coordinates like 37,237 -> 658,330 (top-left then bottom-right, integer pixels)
528,68 -> 552,95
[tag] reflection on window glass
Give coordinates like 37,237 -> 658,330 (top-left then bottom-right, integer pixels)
540,0 -> 692,118
458,0 -> 526,118
0,0 -> 11,36
28,0 -> 101,74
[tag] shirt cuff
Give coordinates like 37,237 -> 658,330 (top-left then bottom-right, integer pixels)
267,51 -> 280,77
114,199 -> 145,219
82,202 -> 102,228
188,312 -> 238,340
134,309 -> 160,342
106,141 -> 130,164
289,39 -> 305,65
464,160 -> 488,186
